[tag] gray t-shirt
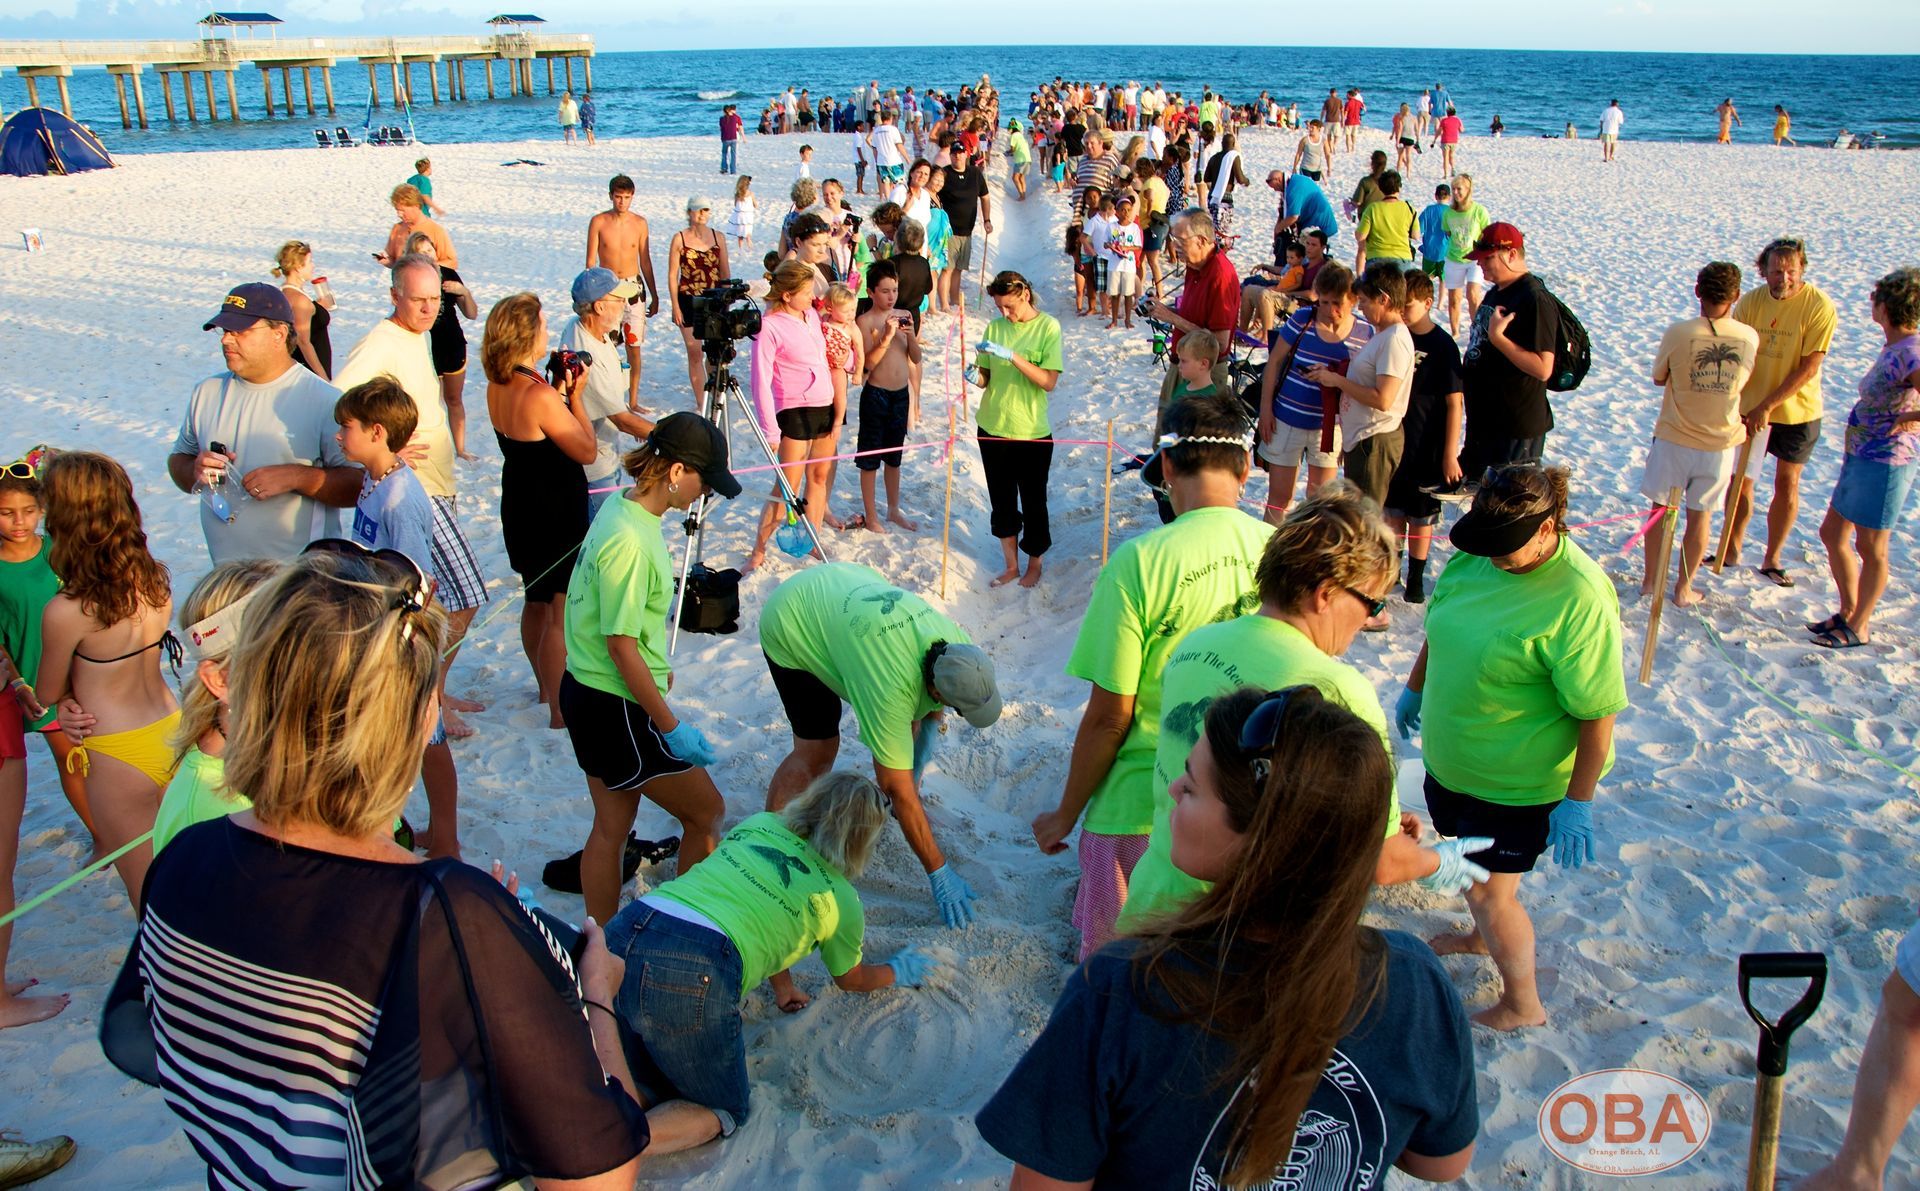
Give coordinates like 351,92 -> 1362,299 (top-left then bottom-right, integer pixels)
171,364 -> 351,563
562,316 -> 632,484
350,463 -> 434,572
1341,321 -> 1415,446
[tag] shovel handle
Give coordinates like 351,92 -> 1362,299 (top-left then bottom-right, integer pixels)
1739,951 -> 1828,1077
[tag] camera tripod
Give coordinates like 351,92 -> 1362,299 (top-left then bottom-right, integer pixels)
667,337 -> 828,654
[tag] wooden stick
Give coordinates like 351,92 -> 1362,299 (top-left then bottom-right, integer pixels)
1714,437 -> 1756,574
1639,486 -> 1683,685
941,405 -> 955,600
1102,417 -> 1115,566
1746,1073 -> 1784,1191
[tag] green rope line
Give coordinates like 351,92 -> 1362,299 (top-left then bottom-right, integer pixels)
0,829 -> 154,930
1694,611 -> 1920,787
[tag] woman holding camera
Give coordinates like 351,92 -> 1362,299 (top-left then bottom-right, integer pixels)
668,195 -> 732,402
484,292 -> 597,728
120,547 -> 651,1188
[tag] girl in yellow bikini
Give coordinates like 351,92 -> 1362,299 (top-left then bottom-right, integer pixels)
35,453 -> 178,912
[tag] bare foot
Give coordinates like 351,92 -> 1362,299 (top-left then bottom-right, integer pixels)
6,978 -> 37,996
1105,319 -> 1119,329
1428,929 -> 1490,957
989,568 -> 1020,588
1672,584 -> 1703,608
1638,578 -> 1658,599
888,510 -> 920,531
861,516 -> 888,535
742,549 -> 767,575
1018,560 -> 1043,588
445,693 -> 487,713
442,709 -> 477,740
0,990 -> 71,1028
824,512 -> 847,531
1472,1001 -> 1548,1031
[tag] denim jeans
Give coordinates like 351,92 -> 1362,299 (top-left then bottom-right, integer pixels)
605,901 -> 749,1131
720,139 -> 737,173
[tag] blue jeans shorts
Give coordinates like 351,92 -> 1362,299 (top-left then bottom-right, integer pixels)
605,901 -> 749,1132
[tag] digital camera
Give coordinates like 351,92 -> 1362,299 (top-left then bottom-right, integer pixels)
545,348 -> 588,388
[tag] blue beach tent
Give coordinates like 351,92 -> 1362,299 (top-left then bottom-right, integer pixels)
0,108 -> 114,177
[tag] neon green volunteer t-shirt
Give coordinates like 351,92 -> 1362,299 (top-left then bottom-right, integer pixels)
1117,614 -> 1398,931
1422,537 -> 1627,806
654,812 -> 865,994
975,312 -> 1064,440
1066,506 -> 1273,836
152,747 -> 248,855
565,494 -> 674,701
759,562 -> 971,771
1357,199 -> 1418,260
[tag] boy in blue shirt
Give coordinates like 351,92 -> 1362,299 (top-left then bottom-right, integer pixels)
1419,182 -> 1452,278
335,376 -> 434,572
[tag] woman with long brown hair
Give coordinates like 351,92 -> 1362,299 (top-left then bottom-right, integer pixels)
34,452 -> 177,909
979,687 -> 1478,1188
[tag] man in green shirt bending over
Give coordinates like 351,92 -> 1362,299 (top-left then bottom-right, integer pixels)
760,562 -> 1004,929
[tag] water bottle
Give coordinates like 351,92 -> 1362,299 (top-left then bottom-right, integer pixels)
201,483 -> 233,523
312,275 -> 332,304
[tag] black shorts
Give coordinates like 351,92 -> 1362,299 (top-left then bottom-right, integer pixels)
776,405 -> 835,441
856,383 -> 911,471
676,293 -> 698,325
558,672 -> 696,792
430,328 -> 467,377
1764,418 -> 1821,465
764,653 -> 842,741
1460,432 -> 1546,478
1424,772 -> 1556,874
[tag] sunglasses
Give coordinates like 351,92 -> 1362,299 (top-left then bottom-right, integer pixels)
301,537 -> 435,616
1,461 -> 36,481
1237,685 -> 1313,788
1344,585 -> 1388,618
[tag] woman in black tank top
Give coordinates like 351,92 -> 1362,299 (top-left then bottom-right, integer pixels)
273,240 -> 333,379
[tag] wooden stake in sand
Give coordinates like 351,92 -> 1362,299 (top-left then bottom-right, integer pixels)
941,405 -> 955,601
1638,487 -> 1683,685
1101,417 -> 1115,567
1712,437 -> 1756,574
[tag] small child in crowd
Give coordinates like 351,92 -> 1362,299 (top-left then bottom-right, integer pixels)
1106,195 -> 1144,329
1080,193 -> 1117,319
728,175 -> 757,252
855,260 -> 923,534
819,285 -> 865,530
795,144 -> 815,180
1419,182 -> 1452,279
335,377 -> 434,570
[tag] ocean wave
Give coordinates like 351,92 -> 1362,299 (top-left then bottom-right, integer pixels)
695,89 -> 746,101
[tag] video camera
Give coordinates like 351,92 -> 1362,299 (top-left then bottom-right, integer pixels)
690,280 -> 762,352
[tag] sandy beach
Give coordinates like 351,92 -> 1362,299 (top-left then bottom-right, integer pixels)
3,123 -> 1920,1187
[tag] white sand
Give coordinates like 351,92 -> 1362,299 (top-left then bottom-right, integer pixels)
3,125 -> 1920,1187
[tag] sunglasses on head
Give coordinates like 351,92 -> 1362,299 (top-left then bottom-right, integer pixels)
1237,685 -> 1314,788
301,538 -> 435,616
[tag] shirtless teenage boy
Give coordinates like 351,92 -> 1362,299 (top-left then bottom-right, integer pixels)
585,174 -> 661,403
853,261 -> 923,533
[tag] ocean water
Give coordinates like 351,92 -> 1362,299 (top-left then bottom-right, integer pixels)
17,44 -> 1920,156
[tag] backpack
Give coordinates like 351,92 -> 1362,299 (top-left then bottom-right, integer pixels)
1545,289 -> 1591,393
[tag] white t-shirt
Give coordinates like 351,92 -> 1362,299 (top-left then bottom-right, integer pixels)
795,160 -> 813,179
1600,106 -> 1625,136
563,317 -> 632,484
1084,213 -> 1117,260
171,363 -> 350,563
1123,85 -> 1139,106
853,131 -> 871,164
1340,322 -> 1414,446
1107,222 -> 1143,273
870,123 -> 906,166
1147,125 -> 1168,158
332,317 -> 454,499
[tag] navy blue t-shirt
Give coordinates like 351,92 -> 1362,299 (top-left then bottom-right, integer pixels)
977,930 -> 1478,1189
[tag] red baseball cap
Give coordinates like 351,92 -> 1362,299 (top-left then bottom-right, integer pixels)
1465,221 -> 1525,262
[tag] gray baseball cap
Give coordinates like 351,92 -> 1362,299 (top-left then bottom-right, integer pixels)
932,642 -> 1002,728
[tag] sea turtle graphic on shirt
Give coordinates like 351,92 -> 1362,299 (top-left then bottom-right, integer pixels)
748,844 -> 813,888
862,587 -> 908,616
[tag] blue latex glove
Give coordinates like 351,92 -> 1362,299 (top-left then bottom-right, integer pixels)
976,338 -> 1015,361
911,717 -> 940,785
1546,799 -> 1597,869
662,720 -> 718,767
1394,686 -> 1423,741
886,947 -> 937,987
927,864 -> 977,929
1417,837 -> 1496,895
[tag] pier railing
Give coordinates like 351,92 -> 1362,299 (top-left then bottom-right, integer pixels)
0,32 -> 594,68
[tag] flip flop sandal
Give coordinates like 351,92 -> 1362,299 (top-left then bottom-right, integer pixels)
1758,566 -> 1796,588
1806,614 -> 1845,635
1814,624 -> 1868,649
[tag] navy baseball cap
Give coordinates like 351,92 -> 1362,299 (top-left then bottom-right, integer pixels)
205,283 -> 294,331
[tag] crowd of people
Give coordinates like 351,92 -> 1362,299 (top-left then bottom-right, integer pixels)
1,67 -> 1918,1191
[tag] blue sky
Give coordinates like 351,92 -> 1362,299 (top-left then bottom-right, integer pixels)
2,0 -> 1916,53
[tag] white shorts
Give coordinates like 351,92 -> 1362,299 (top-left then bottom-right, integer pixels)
1442,260 -> 1485,292
1107,266 -> 1139,297
1258,420 -> 1342,470
619,279 -> 648,346
1898,919 -> 1920,994
1640,437 -> 1735,511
